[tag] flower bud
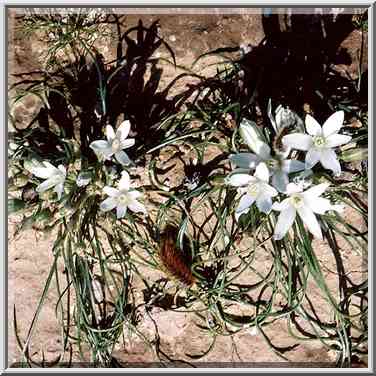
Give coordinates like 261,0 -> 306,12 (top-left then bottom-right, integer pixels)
239,119 -> 265,155
24,159 -> 42,173
275,107 -> 295,129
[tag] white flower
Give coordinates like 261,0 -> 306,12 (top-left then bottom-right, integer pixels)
272,182 -> 343,240
90,120 -> 135,165
282,111 -> 351,175
227,163 -> 278,219
8,142 -> 19,157
100,171 -> 147,219
76,171 -> 92,187
268,100 -> 303,134
28,161 -> 66,200
230,119 -> 305,192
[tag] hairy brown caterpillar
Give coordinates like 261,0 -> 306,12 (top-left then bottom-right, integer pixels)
159,225 -> 196,286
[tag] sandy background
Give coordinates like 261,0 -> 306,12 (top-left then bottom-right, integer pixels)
8,9 -> 368,367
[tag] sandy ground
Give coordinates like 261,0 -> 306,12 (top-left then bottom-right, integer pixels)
8,9 -> 368,367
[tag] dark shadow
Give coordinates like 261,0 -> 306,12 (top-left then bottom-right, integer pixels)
10,17 -> 197,168
242,10 -> 368,124
181,10 -> 367,133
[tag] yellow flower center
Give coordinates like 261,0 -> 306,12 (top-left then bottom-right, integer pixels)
118,193 -> 130,206
247,183 -> 259,198
290,194 -> 304,208
266,159 -> 278,170
112,139 -> 121,152
313,136 -> 326,148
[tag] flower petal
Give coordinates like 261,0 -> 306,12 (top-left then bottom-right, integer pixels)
268,100 -> 278,132
254,163 -> 269,182
106,125 -> 116,142
42,161 -> 57,170
54,182 -> 64,200
36,177 -> 59,193
115,150 -> 132,166
282,159 -> 306,173
305,114 -> 322,136
272,198 -> 290,212
116,120 -> 131,140
128,190 -> 142,199
100,197 -> 117,212
274,206 -> 296,240
116,205 -> 127,219
262,183 -> 278,197
24,160 -> 43,174
330,204 -> 345,213
256,195 -> 273,214
272,171 -> 289,193
303,183 -> 330,198
239,121 -> 271,160
305,149 -> 321,169
57,165 -> 66,176
120,138 -> 135,150
320,149 -> 341,175
286,183 -> 303,195
282,134 -> 312,151
31,162 -> 57,179
253,141 -> 270,160
297,206 -> 322,239
227,173 -> 255,187
229,153 -> 260,169
237,194 -> 255,213
103,186 -> 120,197
76,172 -> 92,187
326,134 -> 352,148
322,111 -> 344,137
31,167 -> 54,179
128,200 -> 147,214
118,171 -> 130,191
90,140 -> 113,159
90,140 -> 110,151
304,196 -> 333,215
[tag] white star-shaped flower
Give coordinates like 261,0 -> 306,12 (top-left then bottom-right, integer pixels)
28,161 -> 66,200
229,119 -> 305,192
76,171 -> 92,187
100,171 -> 147,219
272,182 -> 343,240
227,163 -> 278,219
282,111 -> 351,175
90,120 -> 135,165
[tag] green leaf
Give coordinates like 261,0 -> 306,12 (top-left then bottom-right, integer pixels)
340,148 -> 368,162
8,198 -> 25,214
